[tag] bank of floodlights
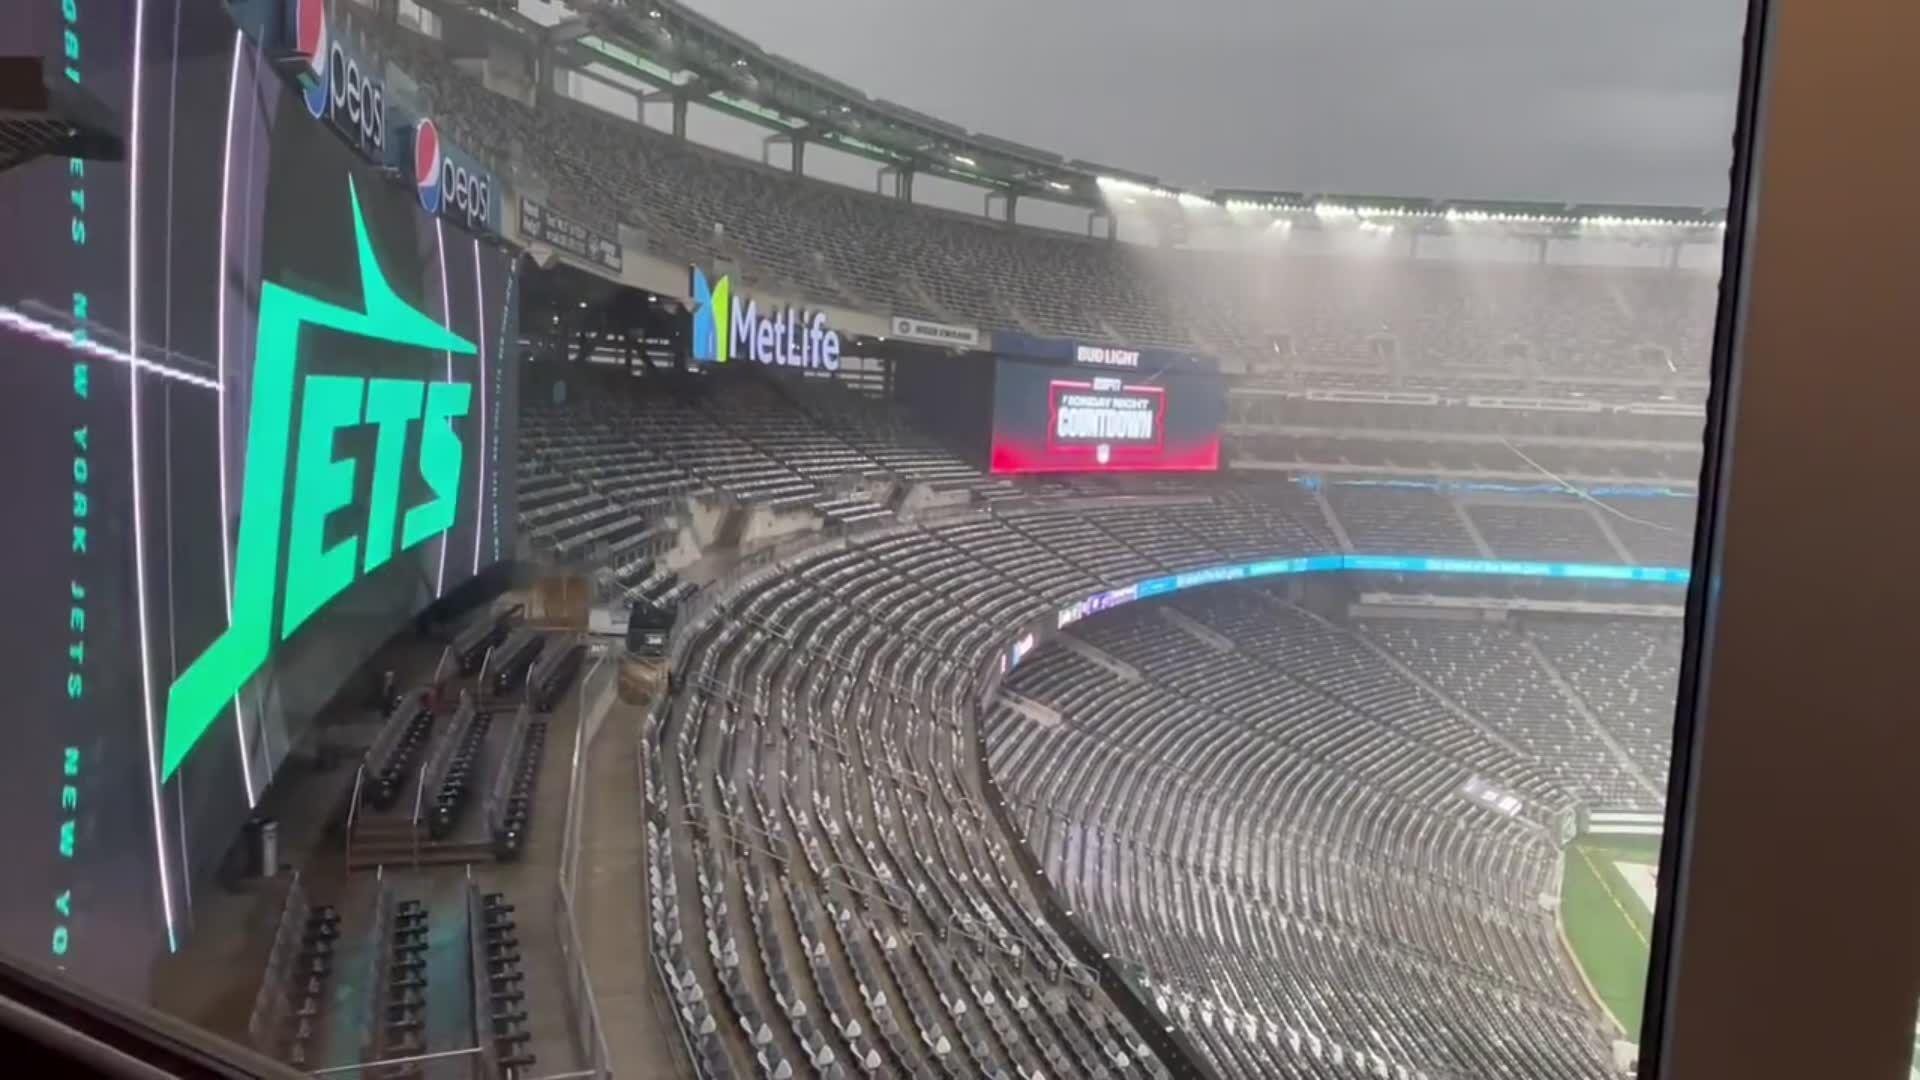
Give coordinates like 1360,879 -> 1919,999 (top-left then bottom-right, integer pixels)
1096,176 -> 1724,233
1096,175 -> 1182,202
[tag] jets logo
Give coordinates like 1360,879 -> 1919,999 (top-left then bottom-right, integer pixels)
162,178 -> 474,779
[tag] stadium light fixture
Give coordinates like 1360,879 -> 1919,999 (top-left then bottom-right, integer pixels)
1176,191 -> 1216,210
1046,180 -> 1071,193
1098,175 -> 1181,201
952,153 -> 976,167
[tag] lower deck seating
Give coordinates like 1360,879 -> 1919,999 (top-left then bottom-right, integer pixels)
1363,618 -> 1665,808
1525,620 -> 1683,797
645,498 -> 1651,1080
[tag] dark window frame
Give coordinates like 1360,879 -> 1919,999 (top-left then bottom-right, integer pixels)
1647,0 -> 1920,1073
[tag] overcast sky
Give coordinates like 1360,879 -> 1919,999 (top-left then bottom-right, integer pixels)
682,0 -> 1749,207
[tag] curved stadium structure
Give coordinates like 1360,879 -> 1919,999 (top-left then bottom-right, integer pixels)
363,3 -> 1702,1077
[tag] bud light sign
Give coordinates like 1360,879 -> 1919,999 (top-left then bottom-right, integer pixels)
291,0 -> 386,158
412,118 -> 498,234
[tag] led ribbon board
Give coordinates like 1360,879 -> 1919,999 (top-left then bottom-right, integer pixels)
1052,554 -> 1690,630
1021,553 -> 1692,670
161,178 -> 475,780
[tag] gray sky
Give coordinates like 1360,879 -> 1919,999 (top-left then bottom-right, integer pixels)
684,0 -> 1749,207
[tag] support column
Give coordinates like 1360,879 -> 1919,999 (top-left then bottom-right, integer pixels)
762,132 -> 806,174
876,166 -> 915,200
672,94 -> 689,139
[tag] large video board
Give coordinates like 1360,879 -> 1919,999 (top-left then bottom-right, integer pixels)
989,355 -> 1225,474
0,0 -> 519,991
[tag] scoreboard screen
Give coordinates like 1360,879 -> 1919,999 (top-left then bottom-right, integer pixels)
989,356 -> 1223,474
0,0 -> 520,993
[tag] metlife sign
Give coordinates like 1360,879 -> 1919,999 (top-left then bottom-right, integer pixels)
691,267 -> 843,371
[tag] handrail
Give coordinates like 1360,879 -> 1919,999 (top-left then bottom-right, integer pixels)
476,644 -> 497,703
558,671 -> 589,898
553,651 -> 615,1078
431,644 -> 454,690
553,888 -> 613,1080
344,765 -> 366,876
411,763 -> 427,871
307,1045 -> 481,1076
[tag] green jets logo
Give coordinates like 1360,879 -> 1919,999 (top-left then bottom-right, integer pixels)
161,178 -> 474,780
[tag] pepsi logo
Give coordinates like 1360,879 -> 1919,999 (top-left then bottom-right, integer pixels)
413,119 -> 492,229
415,118 -> 444,214
297,0 -> 329,120
294,0 -> 385,154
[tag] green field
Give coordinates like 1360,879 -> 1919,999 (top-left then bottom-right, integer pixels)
1560,835 -> 1661,1041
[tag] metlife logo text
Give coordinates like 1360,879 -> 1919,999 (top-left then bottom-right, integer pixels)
690,267 -> 842,371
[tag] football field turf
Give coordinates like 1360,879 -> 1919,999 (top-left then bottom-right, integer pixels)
1560,835 -> 1661,1041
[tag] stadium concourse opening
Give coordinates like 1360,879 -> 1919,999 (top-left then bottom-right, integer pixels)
0,0 -> 1760,1076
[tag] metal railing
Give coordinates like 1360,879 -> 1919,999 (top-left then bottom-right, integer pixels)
344,765 -> 367,877
552,651 -> 618,1079
410,762 -> 428,871
308,1046 -> 481,1076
